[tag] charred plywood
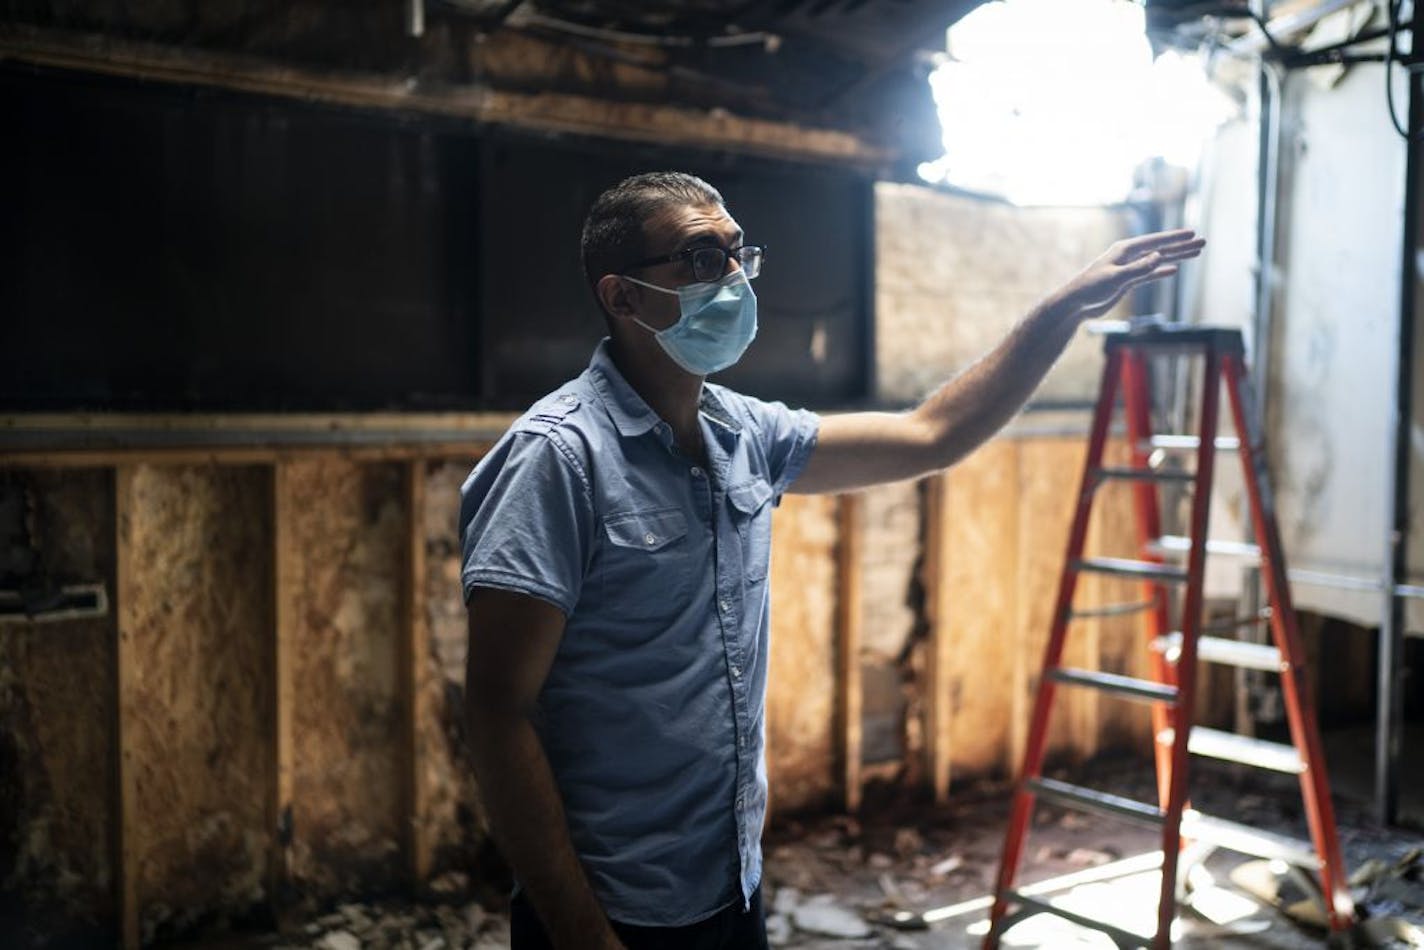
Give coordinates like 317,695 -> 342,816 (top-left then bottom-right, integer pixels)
857,482 -> 922,769
766,493 -> 839,815
279,460 -> 405,900
0,468 -> 117,937
116,465 -> 272,943
419,459 -> 489,876
932,441 -> 1021,779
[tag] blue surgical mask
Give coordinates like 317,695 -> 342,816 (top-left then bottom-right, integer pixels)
622,270 -> 758,376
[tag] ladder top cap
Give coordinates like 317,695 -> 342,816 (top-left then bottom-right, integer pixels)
1100,323 -> 1246,352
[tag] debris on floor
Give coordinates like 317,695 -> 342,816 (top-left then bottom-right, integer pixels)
192,756 -> 1424,950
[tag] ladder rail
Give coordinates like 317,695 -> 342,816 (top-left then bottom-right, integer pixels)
1222,353 -> 1354,931
1151,347 -> 1221,949
988,345 -> 1127,934
1120,350 -> 1180,812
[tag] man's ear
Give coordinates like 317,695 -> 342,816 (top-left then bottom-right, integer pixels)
596,274 -> 638,319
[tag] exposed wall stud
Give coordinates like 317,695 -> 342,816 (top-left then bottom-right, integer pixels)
835,493 -> 864,813
402,459 -> 433,885
114,465 -> 140,950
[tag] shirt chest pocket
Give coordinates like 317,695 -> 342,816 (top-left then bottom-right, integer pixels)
599,507 -> 693,620
728,480 -> 774,584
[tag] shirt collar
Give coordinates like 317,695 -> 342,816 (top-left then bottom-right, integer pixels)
588,339 -> 661,437
587,339 -> 742,439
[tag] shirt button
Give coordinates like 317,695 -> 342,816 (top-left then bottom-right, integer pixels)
644,532 -> 657,546
690,466 -> 703,478
719,600 -> 730,613
731,665 -> 741,678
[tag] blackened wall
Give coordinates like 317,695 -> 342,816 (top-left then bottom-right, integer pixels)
2,66 -> 873,412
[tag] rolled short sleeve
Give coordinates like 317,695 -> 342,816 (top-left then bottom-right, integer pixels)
458,431 -> 594,615
742,396 -> 821,502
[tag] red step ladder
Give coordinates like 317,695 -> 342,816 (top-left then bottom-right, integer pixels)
984,323 -> 1355,949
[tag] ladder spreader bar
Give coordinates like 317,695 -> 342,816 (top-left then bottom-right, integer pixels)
1073,557 -> 1189,583
1153,633 -> 1285,672
1048,667 -> 1179,704
1027,777 -> 1165,828
1159,726 -> 1305,774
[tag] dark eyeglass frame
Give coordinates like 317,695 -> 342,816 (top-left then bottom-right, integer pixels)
621,244 -> 765,284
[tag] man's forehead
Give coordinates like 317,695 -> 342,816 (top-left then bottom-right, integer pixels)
643,202 -> 742,249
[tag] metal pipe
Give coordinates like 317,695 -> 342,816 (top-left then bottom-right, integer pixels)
1251,58 -> 1282,423
1226,0 -> 1361,56
1378,31 -> 1420,827
406,0 -> 424,38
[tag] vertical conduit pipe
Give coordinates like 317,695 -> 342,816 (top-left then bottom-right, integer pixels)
1242,0 -> 1284,739
1378,39 -> 1419,827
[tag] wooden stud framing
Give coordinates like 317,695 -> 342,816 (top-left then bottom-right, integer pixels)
114,465 -> 140,950
922,473 -> 954,805
0,443 -> 493,469
269,464 -> 297,923
401,460 -> 433,886
834,493 -> 864,813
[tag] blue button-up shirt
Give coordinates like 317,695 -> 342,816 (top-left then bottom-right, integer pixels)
458,340 -> 819,927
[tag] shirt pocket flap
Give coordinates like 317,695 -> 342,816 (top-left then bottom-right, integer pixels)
728,480 -> 774,515
604,507 -> 688,552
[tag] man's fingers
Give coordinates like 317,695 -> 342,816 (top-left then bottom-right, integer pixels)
1114,231 -> 1203,264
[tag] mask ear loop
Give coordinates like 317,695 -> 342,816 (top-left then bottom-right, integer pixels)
620,274 -> 679,296
614,276 -> 672,336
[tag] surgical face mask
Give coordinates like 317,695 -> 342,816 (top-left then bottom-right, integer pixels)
621,270 -> 758,376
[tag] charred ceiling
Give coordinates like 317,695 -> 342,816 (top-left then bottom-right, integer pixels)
0,0 -> 981,164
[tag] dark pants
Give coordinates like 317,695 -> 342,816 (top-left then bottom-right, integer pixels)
510,885 -> 769,950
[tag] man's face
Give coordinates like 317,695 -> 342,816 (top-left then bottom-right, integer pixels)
625,202 -> 746,331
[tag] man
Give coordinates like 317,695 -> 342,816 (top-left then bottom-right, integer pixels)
459,172 -> 1203,949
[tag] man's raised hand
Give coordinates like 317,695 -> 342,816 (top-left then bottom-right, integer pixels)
1056,229 -> 1206,322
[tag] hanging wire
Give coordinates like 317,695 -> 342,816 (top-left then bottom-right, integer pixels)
1386,0 -> 1424,139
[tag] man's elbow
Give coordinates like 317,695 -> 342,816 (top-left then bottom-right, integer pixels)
464,685 -> 536,749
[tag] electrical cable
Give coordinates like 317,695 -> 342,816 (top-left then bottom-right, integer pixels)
1243,5 -> 1288,57
1386,0 -> 1423,139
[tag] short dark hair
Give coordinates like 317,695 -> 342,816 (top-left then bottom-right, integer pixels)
580,172 -> 724,308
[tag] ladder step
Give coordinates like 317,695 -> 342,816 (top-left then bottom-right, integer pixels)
1146,535 -> 1262,559
1158,726 -> 1305,774
1093,466 -> 1197,484
1001,890 -> 1153,948
1153,633 -> 1285,672
1073,557 -> 1188,583
1027,777 -> 1164,829
1180,810 -> 1322,869
1067,599 -> 1156,620
1142,435 -> 1241,452
1049,667 -> 1179,704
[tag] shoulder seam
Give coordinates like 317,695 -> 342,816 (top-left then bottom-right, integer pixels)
518,429 -> 593,497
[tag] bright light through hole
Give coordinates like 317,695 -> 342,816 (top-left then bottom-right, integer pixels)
919,0 -> 1238,206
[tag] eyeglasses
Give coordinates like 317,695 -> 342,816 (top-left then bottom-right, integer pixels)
621,244 -> 765,284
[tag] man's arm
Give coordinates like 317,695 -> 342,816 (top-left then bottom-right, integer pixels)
792,229 -> 1205,495
464,587 -> 623,950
